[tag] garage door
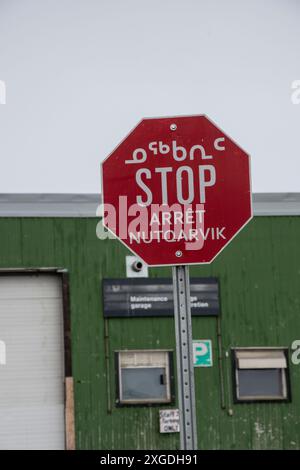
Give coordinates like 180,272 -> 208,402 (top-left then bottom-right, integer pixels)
0,274 -> 65,449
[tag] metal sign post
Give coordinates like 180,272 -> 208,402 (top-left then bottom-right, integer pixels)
172,265 -> 198,450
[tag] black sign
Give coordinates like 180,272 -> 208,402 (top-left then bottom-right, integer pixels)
103,278 -> 220,318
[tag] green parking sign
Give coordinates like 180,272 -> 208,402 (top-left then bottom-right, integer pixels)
193,340 -> 213,367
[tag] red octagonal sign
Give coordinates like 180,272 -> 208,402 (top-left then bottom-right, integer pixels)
101,115 -> 252,266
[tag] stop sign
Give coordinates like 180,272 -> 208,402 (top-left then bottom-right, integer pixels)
101,115 -> 252,266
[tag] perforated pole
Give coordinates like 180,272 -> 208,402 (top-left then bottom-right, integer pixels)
172,265 -> 198,450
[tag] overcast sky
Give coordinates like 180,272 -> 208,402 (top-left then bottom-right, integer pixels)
0,0 -> 299,193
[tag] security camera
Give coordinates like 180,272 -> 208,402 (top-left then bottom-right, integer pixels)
126,256 -> 148,278
132,260 -> 143,272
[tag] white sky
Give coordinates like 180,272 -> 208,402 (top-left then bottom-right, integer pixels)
0,0 -> 299,193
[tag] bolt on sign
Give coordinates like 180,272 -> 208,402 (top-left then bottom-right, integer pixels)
101,115 -> 252,266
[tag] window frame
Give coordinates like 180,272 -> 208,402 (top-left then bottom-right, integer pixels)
115,349 -> 175,406
232,347 -> 291,404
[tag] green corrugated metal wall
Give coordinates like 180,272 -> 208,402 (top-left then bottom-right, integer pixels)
0,216 -> 299,449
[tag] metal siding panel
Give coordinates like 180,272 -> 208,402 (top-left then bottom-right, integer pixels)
0,216 -> 299,449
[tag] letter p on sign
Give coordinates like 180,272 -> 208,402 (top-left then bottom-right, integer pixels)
193,340 -> 213,367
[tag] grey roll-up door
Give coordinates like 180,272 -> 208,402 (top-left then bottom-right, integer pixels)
0,274 -> 65,449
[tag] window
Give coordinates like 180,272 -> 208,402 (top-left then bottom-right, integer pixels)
233,348 -> 290,402
116,350 -> 174,405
